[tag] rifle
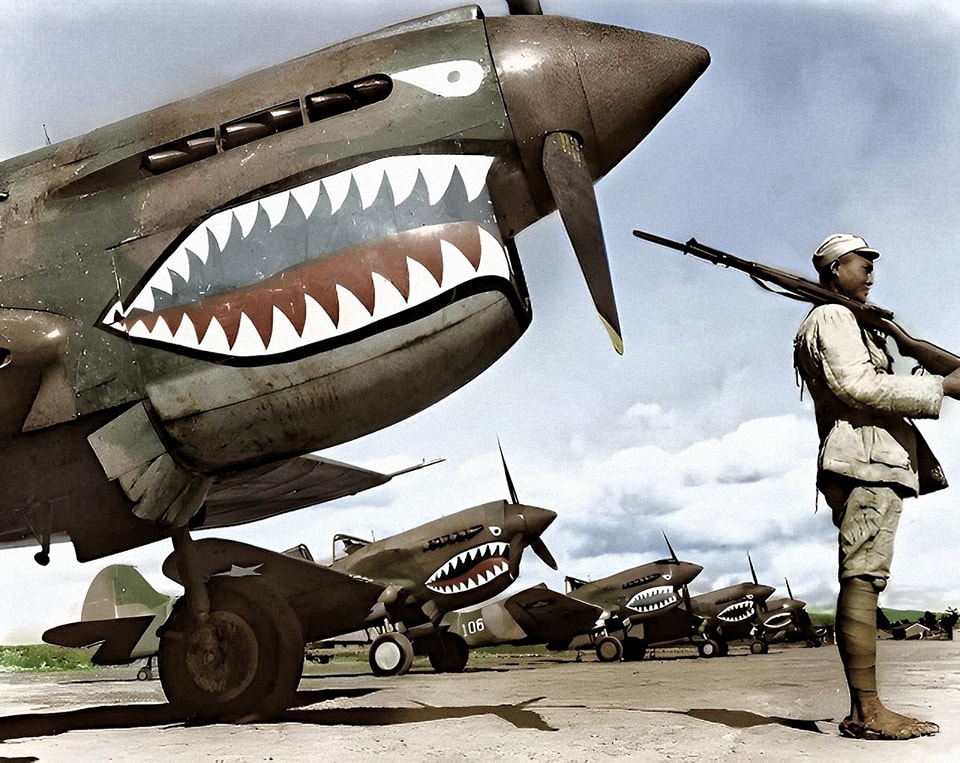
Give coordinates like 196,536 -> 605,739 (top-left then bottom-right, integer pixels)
633,230 -> 960,377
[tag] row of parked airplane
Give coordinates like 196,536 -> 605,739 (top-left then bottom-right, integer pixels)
5,0 -> 710,722
44,455 -> 824,692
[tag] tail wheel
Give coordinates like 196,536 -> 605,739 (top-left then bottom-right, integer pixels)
698,638 -> 721,658
369,632 -> 415,676
158,578 -> 303,721
595,635 -> 624,662
750,640 -> 769,655
427,632 -> 469,673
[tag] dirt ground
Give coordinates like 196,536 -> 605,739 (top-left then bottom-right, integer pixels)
0,640 -> 957,762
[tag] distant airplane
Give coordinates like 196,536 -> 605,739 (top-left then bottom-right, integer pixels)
749,578 -> 825,652
446,534 -> 703,662
324,444 -> 557,676
3,2 -> 708,719
687,555 -> 776,657
45,452 -> 557,705
443,582 -> 605,650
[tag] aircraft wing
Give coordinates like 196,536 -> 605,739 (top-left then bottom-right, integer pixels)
43,615 -> 157,665
504,585 -> 604,644
201,454 -> 434,528
162,538 -> 388,643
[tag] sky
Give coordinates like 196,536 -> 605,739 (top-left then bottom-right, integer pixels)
3,0 -> 960,644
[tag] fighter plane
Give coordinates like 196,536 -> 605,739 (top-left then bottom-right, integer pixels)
445,534 -> 703,662
687,556 -> 776,657
562,537 -> 704,661
444,582 -> 605,650
2,3 -> 708,718
327,501 -> 557,675
748,578 -> 825,652
44,459 -> 556,705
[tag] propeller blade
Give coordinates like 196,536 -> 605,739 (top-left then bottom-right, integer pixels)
498,437 -> 520,504
785,577 -> 794,600
530,536 -> 558,571
506,0 -> 542,13
508,534 -> 524,579
748,553 -> 758,585
541,131 -> 623,354
662,531 -> 679,563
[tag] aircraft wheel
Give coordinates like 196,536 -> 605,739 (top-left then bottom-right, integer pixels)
622,637 -> 646,662
595,635 -> 624,662
158,578 -> 303,721
137,667 -> 151,681
369,632 -> 415,676
750,640 -> 769,655
698,638 -> 721,658
427,632 -> 469,673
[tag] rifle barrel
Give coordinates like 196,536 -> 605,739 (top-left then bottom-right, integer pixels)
632,228 -> 959,374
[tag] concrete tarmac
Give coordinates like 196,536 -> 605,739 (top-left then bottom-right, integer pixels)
1,640 -> 957,762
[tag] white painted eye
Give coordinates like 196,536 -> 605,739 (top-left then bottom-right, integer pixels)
490,526 -> 502,537
663,573 -> 672,581
393,60 -> 484,97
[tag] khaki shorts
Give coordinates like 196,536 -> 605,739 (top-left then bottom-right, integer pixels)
825,483 -> 904,581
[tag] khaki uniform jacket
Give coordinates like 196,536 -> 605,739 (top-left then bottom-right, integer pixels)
794,303 -> 946,496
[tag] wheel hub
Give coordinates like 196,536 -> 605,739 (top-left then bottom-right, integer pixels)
185,611 -> 259,700
374,641 -> 403,671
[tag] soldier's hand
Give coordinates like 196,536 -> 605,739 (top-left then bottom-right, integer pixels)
943,367 -> 960,399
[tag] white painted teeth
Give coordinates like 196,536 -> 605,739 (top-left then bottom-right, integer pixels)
764,613 -> 792,629
626,585 -> 679,614
103,154 -> 508,358
425,541 -> 510,594
719,601 -> 755,622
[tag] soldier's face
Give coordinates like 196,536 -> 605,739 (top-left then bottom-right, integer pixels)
832,253 -> 874,302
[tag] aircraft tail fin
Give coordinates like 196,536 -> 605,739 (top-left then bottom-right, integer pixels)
43,564 -> 175,664
81,565 -> 172,621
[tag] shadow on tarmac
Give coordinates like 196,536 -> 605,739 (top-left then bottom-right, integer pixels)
0,689 -> 555,744
662,707 -> 830,733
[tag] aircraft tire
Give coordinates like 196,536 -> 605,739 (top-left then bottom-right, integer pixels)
369,632 -> 415,676
427,632 -> 470,673
158,578 -> 304,721
621,637 -> 646,662
750,640 -> 769,655
697,638 -> 721,658
595,635 -> 624,662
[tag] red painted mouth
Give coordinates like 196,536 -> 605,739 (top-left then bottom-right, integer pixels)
100,154 -> 512,361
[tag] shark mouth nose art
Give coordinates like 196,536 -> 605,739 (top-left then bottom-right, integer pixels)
626,585 -> 680,614
425,541 -> 510,595
100,154 -> 512,362
762,612 -> 794,631
718,600 -> 756,623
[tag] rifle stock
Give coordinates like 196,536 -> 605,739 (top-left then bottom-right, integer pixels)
633,230 -> 960,376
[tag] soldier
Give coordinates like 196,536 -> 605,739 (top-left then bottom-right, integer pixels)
794,233 -> 960,740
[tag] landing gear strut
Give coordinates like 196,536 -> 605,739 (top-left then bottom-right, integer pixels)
157,529 -> 304,720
